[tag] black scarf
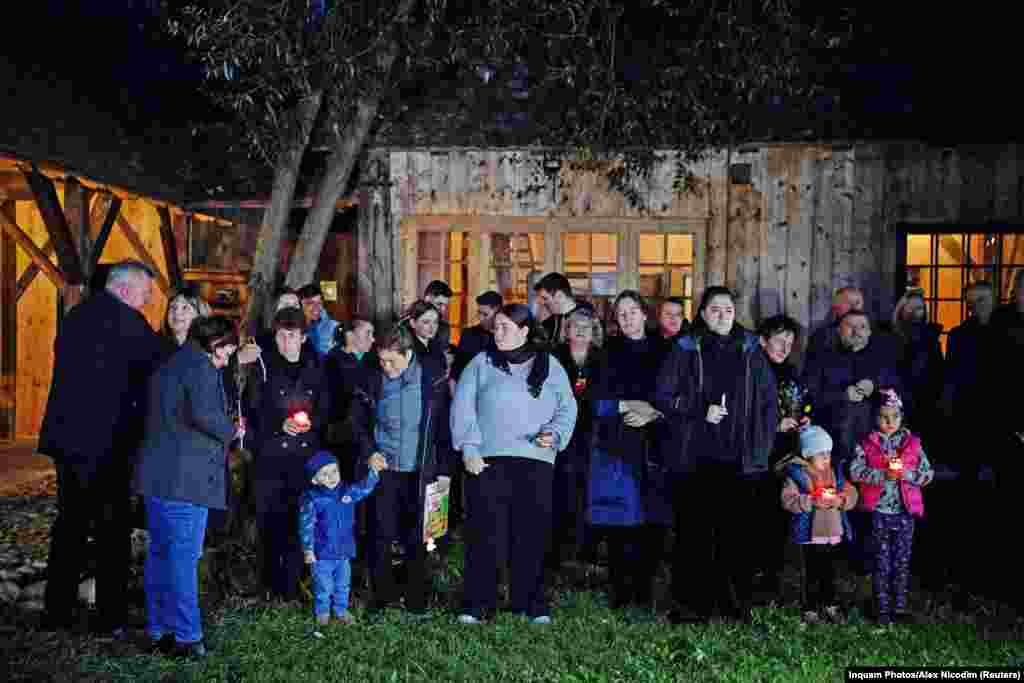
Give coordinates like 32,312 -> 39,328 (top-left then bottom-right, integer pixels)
487,342 -> 550,398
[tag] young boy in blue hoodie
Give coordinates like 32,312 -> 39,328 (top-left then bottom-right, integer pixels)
299,450 -> 386,625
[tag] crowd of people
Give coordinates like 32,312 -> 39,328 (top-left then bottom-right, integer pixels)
34,259 -> 1024,657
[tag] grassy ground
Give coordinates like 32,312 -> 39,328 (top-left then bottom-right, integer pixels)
4,539 -> 1023,683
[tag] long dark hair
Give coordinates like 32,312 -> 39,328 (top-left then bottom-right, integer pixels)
333,316 -> 372,350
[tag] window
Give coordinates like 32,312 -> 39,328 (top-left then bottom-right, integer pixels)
562,233 -> 618,318
905,231 -> 1024,349
638,233 -> 695,319
488,233 -> 545,305
417,231 -> 468,343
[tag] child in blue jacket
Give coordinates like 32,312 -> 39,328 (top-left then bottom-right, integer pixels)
299,450 -> 386,625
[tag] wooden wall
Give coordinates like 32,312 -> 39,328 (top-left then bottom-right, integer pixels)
359,142 -> 1024,339
2,182 -> 190,439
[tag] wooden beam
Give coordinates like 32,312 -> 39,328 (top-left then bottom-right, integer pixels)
0,172 -> 33,201
15,240 -> 55,302
1,202 -> 16,441
64,176 -> 91,273
88,194 -> 121,276
157,206 -> 183,291
0,204 -> 66,291
115,215 -> 170,295
22,167 -> 84,284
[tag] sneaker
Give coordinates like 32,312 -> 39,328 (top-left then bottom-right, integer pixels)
316,614 -> 330,627
457,614 -> 482,625
529,615 -> 553,625
876,613 -> 893,627
334,611 -> 355,625
802,609 -> 822,624
145,634 -> 175,655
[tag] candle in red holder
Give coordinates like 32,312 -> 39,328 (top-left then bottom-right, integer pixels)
292,411 -> 311,429
888,457 -> 903,472
820,487 -> 836,501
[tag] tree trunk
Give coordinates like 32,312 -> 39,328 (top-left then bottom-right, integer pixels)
284,95 -> 382,290
242,90 -> 324,336
284,0 -> 414,292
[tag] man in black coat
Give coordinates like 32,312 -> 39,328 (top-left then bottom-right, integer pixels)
450,290 -> 502,383
37,260 -> 166,634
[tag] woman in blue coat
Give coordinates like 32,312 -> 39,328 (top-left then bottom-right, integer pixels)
134,315 -> 240,658
587,291 -> 667,609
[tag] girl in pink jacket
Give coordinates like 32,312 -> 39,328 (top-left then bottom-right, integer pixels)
849,388 -> 933,625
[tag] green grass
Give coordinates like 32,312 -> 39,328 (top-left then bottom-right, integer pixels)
67,592 -> 1022,683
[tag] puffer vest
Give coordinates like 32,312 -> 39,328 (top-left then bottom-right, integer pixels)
857,431 -> 925,517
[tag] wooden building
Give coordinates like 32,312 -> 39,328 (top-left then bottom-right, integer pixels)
356,142 -> 1024,350
0,151 -> 248,441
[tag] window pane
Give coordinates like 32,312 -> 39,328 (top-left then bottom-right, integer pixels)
639,272 -> 663,298
419,232 -> 443,261
639,234 -> 665,264
528,234 -> 545,263
669,268 -> 693,297
1003,235 -> 1024,265
935,300 -> 963,332
667,234 -> 694,265
593,264 -> 617,273
936,234 -> 964,265
908,267 -> 933,298
449,231 -> 464,258
906,235 -> 932,265
936,267 -> 963,299
563,234 -> 590,262
1001,268 -> 1023,301
449,262 -> 464,293
592,234 -> 618,264
967,233 -> 998,267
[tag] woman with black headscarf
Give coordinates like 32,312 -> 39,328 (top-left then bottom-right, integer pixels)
451,304 -> 578,624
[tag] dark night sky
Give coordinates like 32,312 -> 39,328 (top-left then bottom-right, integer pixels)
3,1 -> 1018,143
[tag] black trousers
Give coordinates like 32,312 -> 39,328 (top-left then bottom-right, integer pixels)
254,475 -> 303,600
44,459 -> 132,628
592,524 -> 666,607
366,470 -> 428,611
802,543 -> 840,609
462,457 -> 553,618
671,469 -> 758,617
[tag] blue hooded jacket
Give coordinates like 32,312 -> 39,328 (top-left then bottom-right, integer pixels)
298,451 -> 379,560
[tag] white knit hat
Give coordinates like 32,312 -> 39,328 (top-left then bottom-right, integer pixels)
799,425 -> 833,457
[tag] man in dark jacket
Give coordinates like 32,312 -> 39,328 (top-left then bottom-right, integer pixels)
804,286 -> 864,370
245,306 -> 330,600
450,291 -> 502,383
654,286 -> 777,622
37,260 -> 166,634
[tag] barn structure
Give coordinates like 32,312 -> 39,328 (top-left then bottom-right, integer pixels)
354,142 -> 1024,351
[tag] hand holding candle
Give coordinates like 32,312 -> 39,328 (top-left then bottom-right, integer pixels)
284,410 -> 311,435
706,394 -> 729,424
886,456 -> 903,480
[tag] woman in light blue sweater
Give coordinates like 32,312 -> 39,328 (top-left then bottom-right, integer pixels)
451,304 -> 578,624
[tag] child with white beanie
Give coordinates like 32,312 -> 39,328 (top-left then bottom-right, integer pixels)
781,425 -> 858,622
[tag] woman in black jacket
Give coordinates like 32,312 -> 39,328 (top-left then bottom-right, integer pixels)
244,306 -> 330,601
349,322 -> 449,616
134,315 -> 239,657
549,306 -> 604,571
654,286 -> 777,623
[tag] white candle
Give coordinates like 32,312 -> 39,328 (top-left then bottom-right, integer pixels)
293,411 -> 310,428
721,393 -> 726,409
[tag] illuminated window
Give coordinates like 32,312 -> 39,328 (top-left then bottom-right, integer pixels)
562,233 -> 619,320
417,231 -> 468,344
638,233 -> 695,319
905,231 -> 1024,350
488,233 -> 545,305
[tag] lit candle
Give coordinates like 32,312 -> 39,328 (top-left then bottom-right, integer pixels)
820,487 -> 836,502
293,411 -> 311,429
888,457 -> 903,472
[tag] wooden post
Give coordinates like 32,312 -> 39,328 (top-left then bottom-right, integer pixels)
0,201 -> 15,441
14,240 -> 55,302
88,194 -> 122,279
115,215 -> 171,295
158,206 -> 184,291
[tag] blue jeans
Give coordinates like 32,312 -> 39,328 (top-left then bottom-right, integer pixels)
311,558 -> 352,617
144,496 -> 208,644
